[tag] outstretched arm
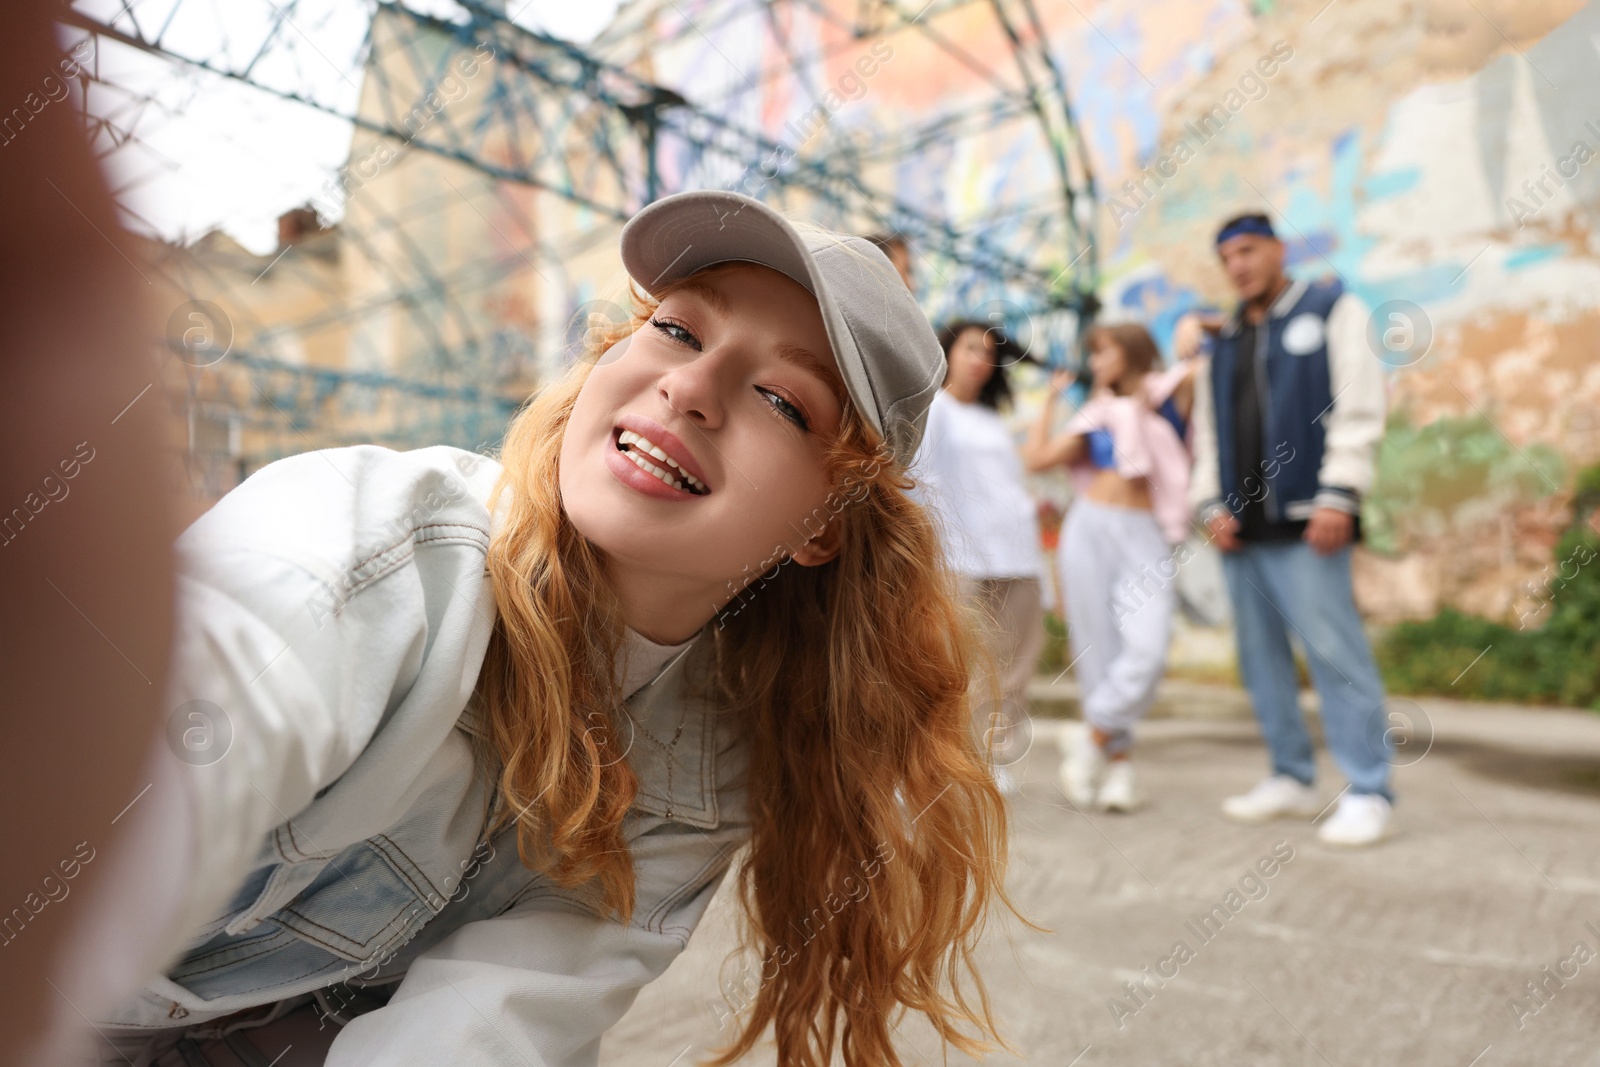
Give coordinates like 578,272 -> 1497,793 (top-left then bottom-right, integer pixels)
1,10 -> 177,1060
1021,370 -> 1087,472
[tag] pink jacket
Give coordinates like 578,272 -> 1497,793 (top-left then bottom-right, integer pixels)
1062,363 -> 1194,544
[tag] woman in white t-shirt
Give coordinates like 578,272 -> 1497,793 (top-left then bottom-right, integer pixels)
912,321 -> 1047,795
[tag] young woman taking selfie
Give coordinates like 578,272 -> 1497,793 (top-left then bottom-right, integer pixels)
86,191 -> 1014,1067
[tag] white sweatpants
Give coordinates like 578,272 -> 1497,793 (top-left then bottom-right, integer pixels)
1059,498 -> 1176,753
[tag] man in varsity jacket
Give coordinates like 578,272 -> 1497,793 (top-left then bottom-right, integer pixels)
1179,212 -> 1395,847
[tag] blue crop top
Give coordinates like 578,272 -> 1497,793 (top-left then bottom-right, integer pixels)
1086,429 -> 1116,469
1084,400 -> 1186,471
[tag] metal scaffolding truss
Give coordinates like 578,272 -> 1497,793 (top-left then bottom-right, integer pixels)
61,0 -> 1097,491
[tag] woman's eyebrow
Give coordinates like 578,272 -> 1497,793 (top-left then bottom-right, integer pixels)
774,341 -> 846,403
672,279 -> 731,315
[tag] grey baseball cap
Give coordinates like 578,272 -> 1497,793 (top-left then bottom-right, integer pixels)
618,189 -> 945,462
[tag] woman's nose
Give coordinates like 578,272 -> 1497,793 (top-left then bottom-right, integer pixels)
656,351 -> 727,430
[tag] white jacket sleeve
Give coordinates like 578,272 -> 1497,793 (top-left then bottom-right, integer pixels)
159,446 -> 495,958
1317,293 -> 1387,510
1187,356 -> 1223,518
162,557 -> 389,945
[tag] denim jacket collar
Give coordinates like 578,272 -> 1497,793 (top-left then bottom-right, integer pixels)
617,635 -> 723,828
455,630 -> 723,830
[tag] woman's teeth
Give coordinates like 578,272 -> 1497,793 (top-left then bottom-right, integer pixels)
617,430 -> 707,494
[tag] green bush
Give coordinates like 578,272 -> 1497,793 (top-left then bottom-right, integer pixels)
1036,610 -> 1069,677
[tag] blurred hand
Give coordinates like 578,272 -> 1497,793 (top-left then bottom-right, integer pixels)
1206,510 -> 1242,553
1303,507 -> 1353,555
1049,368 -> 1076,397
1,7 -> 177,1060
1173,312 -> 1225,361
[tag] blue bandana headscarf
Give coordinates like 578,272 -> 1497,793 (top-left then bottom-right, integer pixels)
1215,216 -> 1277,246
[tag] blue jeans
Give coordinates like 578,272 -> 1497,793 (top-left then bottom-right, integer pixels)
1221,542 -> 1393,800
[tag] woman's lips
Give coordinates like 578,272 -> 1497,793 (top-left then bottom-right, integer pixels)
605,433 -> 705,502
613,414 -> 711,487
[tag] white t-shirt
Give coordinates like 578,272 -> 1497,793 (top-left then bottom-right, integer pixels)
617,625 -> 700,699
910,389 -> 1045,581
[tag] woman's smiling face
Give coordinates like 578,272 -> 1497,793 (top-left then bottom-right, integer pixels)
559,263 -> 850,627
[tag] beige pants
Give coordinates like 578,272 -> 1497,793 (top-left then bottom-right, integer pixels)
956,576 -> 1045,768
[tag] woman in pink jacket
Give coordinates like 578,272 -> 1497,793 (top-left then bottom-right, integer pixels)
1022,323 -> 1194,812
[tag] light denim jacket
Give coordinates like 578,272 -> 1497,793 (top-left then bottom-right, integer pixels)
101,445 -> 750,1065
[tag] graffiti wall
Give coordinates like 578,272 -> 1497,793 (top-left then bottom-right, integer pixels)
577,0 -> 1600,623
1080,0 -> 1598,622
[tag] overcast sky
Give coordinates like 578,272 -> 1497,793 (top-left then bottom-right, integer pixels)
79,0 -> 621,254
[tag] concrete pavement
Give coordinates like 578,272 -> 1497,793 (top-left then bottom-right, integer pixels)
601,692 -> 1600,1066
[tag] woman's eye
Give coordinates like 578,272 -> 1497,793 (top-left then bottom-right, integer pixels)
649,318 -> 700,350
758,387 -> 809,431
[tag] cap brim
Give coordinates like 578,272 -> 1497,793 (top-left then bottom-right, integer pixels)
619,190 -> 886,445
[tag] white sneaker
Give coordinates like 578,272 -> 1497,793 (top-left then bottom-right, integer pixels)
1059,723 -> 1104,808
993,765 -> 1020,797
1221,775 -> 1320,822
1097,760 -> 1139,813
1316,793 -> 1393,847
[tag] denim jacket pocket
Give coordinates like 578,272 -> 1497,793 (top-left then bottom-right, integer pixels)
218,857 -> 335,937
268,837 -> 447,963
165,836 -> 439,1004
